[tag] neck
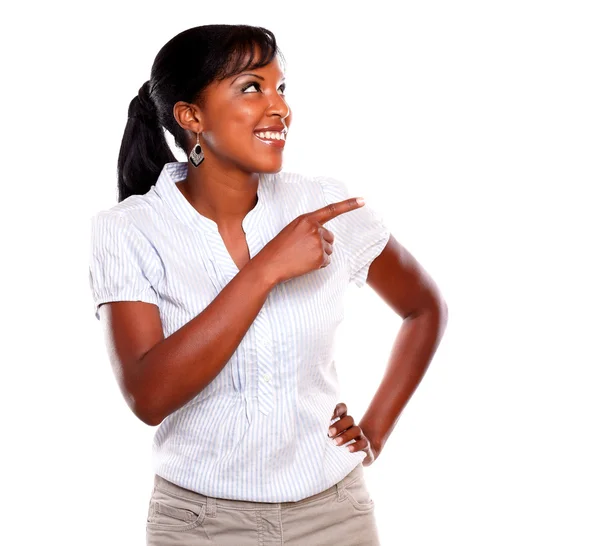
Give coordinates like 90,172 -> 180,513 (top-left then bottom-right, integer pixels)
176,162 -> 260,228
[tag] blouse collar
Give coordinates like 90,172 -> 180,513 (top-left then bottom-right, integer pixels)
153,161 -> 267,233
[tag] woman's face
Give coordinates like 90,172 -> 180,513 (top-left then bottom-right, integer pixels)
195,56 -> 292,175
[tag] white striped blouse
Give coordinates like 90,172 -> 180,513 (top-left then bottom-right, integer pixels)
89,161 -> 390,502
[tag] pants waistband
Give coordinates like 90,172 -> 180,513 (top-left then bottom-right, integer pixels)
153,463 -> 364,511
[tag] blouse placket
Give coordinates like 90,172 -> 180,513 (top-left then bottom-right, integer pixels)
155,165 -> 277,419
190,182 -> 276,419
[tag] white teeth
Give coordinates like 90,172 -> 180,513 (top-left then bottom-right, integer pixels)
256,131 -> 286,141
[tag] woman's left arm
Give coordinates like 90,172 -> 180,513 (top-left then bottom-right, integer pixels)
331,234 -> 449,465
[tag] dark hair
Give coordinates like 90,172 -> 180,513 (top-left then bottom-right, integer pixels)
116,24 -> 285,202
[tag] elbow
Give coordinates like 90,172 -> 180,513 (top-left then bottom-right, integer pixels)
439,298 -> 449,327
433,297 -> 449,334
428,284 -> 448,328
123,387 -> 164,427
412,297 -> 448,333
132,395 -> 165,427
133,406 -> 163,427
413,294 -> 448,323
118,362 -> 166,427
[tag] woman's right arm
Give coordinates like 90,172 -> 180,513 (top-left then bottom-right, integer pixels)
99,258 -> 276,426
97,196 -> 363,426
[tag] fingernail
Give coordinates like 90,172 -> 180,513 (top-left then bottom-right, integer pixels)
335,437 -> 344,445
328,427 -> 335,437
356,197 -> 365,206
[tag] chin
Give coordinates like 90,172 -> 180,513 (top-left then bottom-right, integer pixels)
255,160 -> 284,174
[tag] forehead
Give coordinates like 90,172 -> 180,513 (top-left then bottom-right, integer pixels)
221,42 -> 284,79
229,56 -> 285,81
204,60 -> 284,98
200,49 -> 285,101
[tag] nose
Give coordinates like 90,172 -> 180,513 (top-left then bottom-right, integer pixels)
267,92 -> 290,124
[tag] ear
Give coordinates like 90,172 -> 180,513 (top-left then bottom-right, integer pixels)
173,101 -> 204,135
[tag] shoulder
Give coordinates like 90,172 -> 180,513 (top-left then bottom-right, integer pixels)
263,170 -> 320,188
260,171 -> 341,219
89,194 -> 163,270
90,189 -> 162,234
264,170 -> 342,187
263,170 -> 349,203
260,171 -> 357,224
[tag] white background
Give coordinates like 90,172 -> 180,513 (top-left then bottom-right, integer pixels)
1,1 -> 598,544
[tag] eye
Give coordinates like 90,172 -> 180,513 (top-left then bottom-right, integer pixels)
241,82 -> 286,95
242,82 -> 260,93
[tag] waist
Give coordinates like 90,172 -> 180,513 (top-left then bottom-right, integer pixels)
153,462 -> 364,509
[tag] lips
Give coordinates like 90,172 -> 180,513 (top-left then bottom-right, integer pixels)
255,125 -> 287,133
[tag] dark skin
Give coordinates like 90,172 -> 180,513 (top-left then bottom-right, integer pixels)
174,54 -> 292,269
100,53 -> 448,465
329,237 -> 448,466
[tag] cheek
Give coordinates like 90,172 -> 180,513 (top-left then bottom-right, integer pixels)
234,101 -> 261,123
204,118 -> 249,149
226,109 -> 260,141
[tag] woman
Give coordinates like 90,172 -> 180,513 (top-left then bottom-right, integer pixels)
89,24 -> 448,545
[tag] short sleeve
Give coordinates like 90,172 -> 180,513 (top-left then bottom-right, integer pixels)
89,211 -> 160,320
318,176 -> 391,288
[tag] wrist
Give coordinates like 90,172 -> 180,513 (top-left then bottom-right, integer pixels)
359,419 -> 384,455
246,255 -> 280,291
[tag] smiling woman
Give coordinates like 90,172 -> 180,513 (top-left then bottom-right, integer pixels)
88,23 -> 445,546
117,25 -> 291,204
170,46 -> 291,189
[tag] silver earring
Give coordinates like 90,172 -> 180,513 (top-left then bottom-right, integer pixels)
189,131 -> 205,167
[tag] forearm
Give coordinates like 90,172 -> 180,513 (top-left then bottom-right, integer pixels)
359,302 -> 448,455
133,257 -> 276,425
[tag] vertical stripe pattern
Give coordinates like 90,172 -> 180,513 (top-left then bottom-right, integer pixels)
89,162 -> 390,502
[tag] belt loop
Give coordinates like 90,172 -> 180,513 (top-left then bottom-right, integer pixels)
206,495 -> 217,518
336,480 -> 346,502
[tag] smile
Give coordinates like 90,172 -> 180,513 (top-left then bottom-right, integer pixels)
253,131 -> 286,149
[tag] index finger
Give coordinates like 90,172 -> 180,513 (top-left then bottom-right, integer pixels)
309,197 -> 365,224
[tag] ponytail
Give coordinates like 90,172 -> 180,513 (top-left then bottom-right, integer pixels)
117,81 -> 176,202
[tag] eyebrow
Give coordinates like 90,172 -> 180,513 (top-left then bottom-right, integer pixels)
230,73 -> 286,85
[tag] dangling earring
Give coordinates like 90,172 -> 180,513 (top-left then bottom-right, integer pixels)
189,131 -> 205,167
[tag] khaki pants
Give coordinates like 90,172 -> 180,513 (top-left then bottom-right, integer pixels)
146,463 -> 381,545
